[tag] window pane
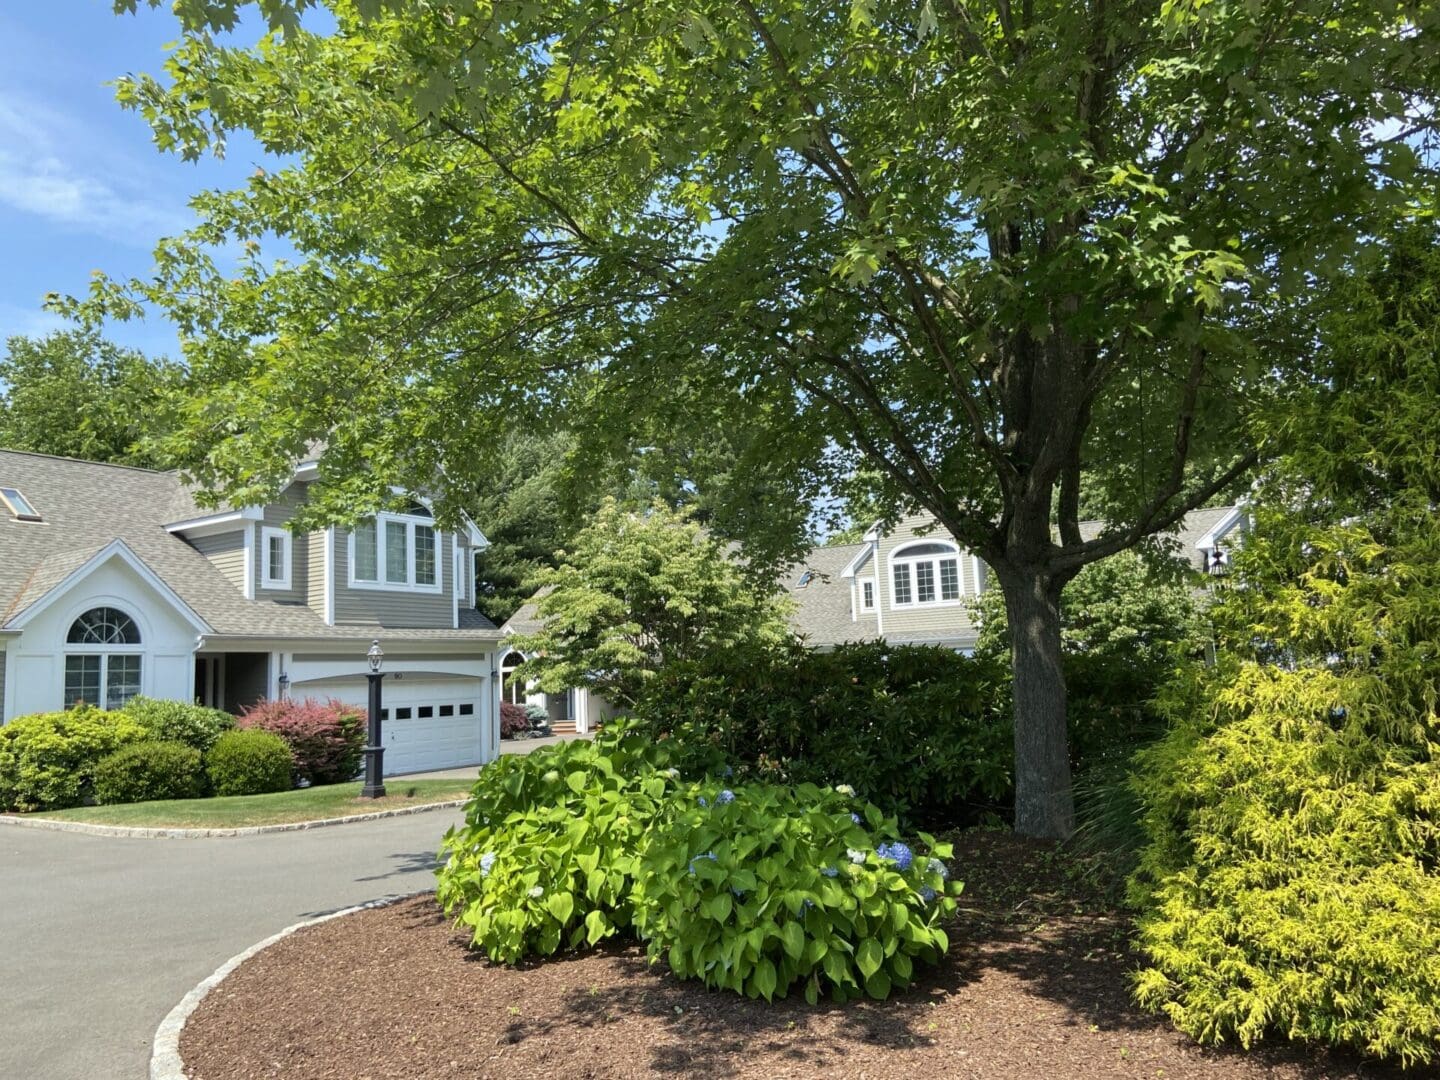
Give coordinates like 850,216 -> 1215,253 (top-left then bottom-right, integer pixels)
915,561 -> 936,603
939,558 -> 960,601
892,564 -> 912,605
268,534 -> 286,582
67,607 -> 140,645
862,581 -> 874,610
415,525 -> 436,586
898,542 -> 953,557
354,522 -> 378,581
385,520 -> 409,583
64,655 -> 101,708
105,655 -> 142,710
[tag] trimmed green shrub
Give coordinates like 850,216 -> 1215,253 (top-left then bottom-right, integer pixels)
93,740 -> 204,804
0,706 -> 147,811
632,642 -> 1014,826
119,697 -> 235,754
436,724 -> 961,1001
238,698 -> 365,785
206,729 -> 294,796
633,782 -> 960,1002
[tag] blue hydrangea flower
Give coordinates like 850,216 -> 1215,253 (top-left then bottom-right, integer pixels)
722,765 -> 734,779
926,857 -> 949,881
698,796 -> 709,808
688,851 -> 718,875
801,899 -> 815,912
850,812 -> 863,825
716,789 -> 736,805
846,848 -> 866,864
479,851 -> 496,878
820,866 -> 840,878
920,886 -> 938,903
877,842 -> 914,871
731,886 -> 747,899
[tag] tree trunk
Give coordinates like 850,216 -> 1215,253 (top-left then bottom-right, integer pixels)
1000,568 -> 1075,840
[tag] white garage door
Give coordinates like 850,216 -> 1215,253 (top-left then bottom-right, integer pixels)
291,675 -> 485,775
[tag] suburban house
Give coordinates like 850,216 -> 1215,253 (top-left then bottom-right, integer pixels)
500,504 -> 1246,728
0,449 -> 505,775
783,504 -> 1245,653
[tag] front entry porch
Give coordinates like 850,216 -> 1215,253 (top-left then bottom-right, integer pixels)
194,652 -> 271,714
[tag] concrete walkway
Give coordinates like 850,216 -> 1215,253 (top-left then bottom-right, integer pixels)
398,731 -> 592,781
1,806 -> 466,1080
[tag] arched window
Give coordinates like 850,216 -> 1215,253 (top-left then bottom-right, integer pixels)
500,650 -> 528,705
64,607 -> 142,709
890,542 -> 963,607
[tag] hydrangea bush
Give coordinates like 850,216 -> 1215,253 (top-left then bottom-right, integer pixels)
633,782 -> 959,1002
436,725 -> 961,1001
436,725 -> 685,963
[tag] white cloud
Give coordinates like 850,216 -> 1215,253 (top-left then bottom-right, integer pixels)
0,301 -> 67,342
0,93 -> 193,247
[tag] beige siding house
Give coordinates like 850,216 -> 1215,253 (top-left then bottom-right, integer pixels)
784,504 -> 1243,652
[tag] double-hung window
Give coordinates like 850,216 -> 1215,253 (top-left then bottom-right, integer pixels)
890,542 -> 963,608
261,527 -> 292,589
350,505 -> 442,592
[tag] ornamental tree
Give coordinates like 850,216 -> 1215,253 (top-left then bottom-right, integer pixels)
510,499 -> 792,707
80,0 -> 1440,836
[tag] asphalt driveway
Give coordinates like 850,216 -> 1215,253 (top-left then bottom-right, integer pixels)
0,807 -> 466,1080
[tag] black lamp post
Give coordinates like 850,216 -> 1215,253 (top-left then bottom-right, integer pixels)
361,639 -> 386,798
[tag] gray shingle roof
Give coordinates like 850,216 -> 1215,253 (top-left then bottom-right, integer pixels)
0,450 -> 497,641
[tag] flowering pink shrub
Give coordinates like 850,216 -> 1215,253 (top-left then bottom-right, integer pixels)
237,697 -> 366,785
500,701 -> 530,738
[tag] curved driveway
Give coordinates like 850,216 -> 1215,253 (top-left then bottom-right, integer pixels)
1,808 -> 465,1080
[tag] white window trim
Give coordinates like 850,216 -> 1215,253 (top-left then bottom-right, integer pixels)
347,512 -> 444,594
260,527 -> 293,590
62,604 -> 146,710
859,578 -> 877,612
888,542 -> 966,610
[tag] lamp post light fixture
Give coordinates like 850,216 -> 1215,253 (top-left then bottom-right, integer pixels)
361,639 -> 386,798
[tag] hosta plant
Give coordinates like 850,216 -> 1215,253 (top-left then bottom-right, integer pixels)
436,723 -> 684,963
633,782 -> 961,1003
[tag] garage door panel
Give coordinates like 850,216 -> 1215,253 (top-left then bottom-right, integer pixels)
289,675 -> 484,774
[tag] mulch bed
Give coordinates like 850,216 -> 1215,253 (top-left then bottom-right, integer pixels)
181,831 -> 1425,1079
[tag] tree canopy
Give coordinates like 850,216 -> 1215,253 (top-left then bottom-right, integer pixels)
0,331 -> 184,469
82,0 -> 1440,835
510,499 -> 792,706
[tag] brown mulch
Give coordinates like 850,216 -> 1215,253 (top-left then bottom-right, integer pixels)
181,831 -> 1427,1079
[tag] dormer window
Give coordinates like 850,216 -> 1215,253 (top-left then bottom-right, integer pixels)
0,487 -> 42,522
350,505 -> 442,593
890,541 -> 963,607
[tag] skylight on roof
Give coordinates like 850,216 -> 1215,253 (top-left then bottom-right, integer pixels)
0,487 -> 42,522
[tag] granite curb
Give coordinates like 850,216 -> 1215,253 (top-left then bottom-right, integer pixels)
149,891 -> 430,1080
0,798 -> 467,839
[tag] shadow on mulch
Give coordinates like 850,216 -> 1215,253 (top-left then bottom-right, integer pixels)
180,831 -> 1430,1080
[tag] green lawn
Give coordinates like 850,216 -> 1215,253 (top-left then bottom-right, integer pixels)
28,779 -> 474,828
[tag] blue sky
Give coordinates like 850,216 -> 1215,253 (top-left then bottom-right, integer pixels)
0,2 -> 276,357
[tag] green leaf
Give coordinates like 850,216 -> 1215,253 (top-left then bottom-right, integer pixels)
585,909 -> 610,946
864,970 -> 892,1000
566,771 -> 587,794
856,938 -> 883,979
546,891 -> 575,925
780,920 -> 805,960
753,957 -> 778,1000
